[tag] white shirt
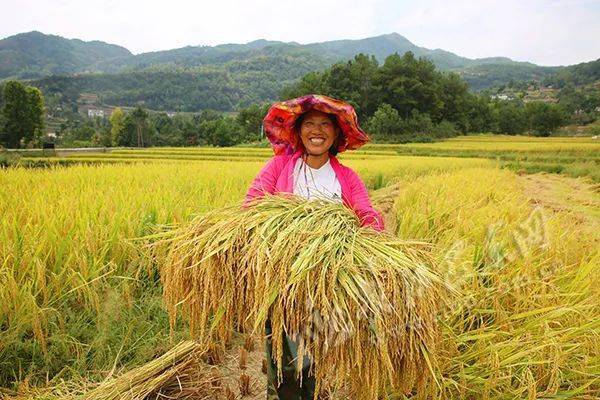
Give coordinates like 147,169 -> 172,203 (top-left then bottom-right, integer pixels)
292,157 -> 342,203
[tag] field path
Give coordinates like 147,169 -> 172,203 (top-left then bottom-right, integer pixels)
519,172 -> 600,232
370,172 -> 600,236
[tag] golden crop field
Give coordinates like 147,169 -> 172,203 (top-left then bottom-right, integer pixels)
368,135 -> 600,182
0,135 -> 598,399
14,134 -> 598,181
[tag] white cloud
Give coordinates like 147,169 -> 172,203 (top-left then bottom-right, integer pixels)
0,0 -> 381,52
0,0 -> 598,65
391,0 -> 600,65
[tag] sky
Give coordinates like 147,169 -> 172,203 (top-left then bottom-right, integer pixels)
1,0 -> 599,66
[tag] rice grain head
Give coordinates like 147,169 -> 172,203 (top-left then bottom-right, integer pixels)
154,194 -> 447,399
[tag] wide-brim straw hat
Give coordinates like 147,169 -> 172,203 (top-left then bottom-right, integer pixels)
262,94 -> 370,155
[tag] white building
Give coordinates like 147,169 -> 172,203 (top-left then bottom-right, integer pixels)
88,109 -> 105,118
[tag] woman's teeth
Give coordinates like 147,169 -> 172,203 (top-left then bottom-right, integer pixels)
310,138 -> 325,145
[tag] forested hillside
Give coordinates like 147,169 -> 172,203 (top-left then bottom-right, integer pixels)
0,31 -> 131,79
1,31 -> 564,109
543,58 -> 600,88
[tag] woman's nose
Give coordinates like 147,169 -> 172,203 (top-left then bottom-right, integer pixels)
308,124 -> 327,134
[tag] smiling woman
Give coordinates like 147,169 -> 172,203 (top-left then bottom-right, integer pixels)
246,94 -> 383,230
295,109 -> 342,163
292,110 -> 344,202
245,94 -> 385,399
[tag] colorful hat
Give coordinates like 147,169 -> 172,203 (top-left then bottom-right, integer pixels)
262,94 -> 370,155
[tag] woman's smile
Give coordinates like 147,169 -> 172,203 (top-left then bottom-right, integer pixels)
309,136 -> 326,145
299,109 -> 339,156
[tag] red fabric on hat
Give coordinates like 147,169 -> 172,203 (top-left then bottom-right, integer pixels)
262,94 -> 370,155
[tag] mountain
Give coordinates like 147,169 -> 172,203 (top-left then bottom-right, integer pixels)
0,31 -> 579,111
542,58 -> 600,88
84,32 -> 555,83
302,33 -> 534,70
89,39 -> 321,73
0,31 -> 131,79
457,63 -> 561,90
1,31 -> 560,83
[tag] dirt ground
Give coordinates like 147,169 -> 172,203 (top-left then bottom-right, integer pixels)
217,334 -> 267,400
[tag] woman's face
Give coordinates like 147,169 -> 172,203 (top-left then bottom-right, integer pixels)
299,110 -> 339,156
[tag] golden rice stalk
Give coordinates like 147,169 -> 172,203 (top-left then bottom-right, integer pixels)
82,341 -> 219,400
238,373 -> 252,396
238,347 -> 248,370
156,194 -> 447,399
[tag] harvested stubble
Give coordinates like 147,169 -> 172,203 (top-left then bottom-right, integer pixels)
156,194 -> 446,399
83,341 -> 221,400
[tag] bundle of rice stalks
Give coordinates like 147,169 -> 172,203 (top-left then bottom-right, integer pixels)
155,194 -> 447,399
83,341 -> 221,400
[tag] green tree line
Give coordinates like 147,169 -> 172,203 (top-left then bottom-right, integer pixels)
2,52 -> 597,148
280,52 -> 577,140
54,104 -> 270,148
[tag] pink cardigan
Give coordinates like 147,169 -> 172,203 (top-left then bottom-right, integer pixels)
244,150 -> 385,231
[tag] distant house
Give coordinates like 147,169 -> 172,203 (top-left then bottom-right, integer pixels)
88,109 -> 105,118
78,105 -> 113,118
491,94 -> 511,101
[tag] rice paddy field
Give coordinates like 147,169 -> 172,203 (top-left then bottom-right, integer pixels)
0,135 -> 598,399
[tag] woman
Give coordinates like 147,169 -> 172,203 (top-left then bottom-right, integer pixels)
244,94 -> 384,399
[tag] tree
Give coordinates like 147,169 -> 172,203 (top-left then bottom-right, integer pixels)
25,86 -> 45,145
147,113 -> 184,146
178,114 -> 201,146
324,54 -> 379,120
2,81 -> 27,147
236,103 -> 270,142
121,115 -> 137,146
366,103 -> 404,140
212,117 -> 241,147
1,81 -> 28,148
200,115 -> 241,147
1,81 -> 45,148
525,102 -> 566,136
0,114 -> 5,147
130,107 -> 149,147
373,52 -> 443,121
495,101 -> 528,135
109,107 -> 126,147
438,72 -> 470,132
0,85 -> 5,147
280,71 -> 329,100
403,109 -> 434,135
466,95 -> 495,133
196,110 -> 222,145
431,120 -> 458,138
